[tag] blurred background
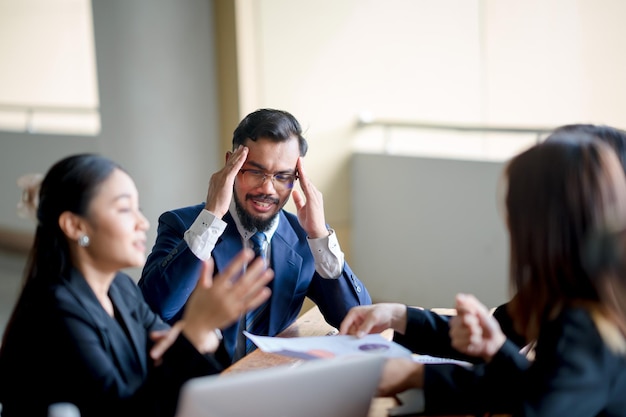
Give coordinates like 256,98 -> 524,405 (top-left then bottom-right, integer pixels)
2,0 -> 626,336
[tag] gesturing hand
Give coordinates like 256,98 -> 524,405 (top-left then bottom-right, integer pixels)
205,145 -> 249,218
183,249 -> 273,354
292,157 -> 328,239
449,293 -> 506,362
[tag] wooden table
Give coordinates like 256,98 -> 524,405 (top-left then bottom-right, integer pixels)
224,306 -> 342,374
223,306 -> 461,417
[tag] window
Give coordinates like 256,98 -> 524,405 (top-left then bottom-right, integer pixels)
0,0 -> 100,136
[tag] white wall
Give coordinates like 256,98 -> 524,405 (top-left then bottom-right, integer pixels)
237,0 -> 626,306
3,0 -> 626,302
91,0 -> 220,248
352,153 -> 509,308
0,0 -> 220,279
236,0 -> 483,229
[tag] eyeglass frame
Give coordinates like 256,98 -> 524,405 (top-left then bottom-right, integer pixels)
238,168 -> 299,190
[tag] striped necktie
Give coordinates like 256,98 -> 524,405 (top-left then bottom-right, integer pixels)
245,232 -> 269,353
250,231 -> 266,261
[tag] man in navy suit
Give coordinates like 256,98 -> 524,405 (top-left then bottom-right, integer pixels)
139,108 -> 371,363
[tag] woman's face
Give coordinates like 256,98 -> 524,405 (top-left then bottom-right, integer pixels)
82,168 -> 149,272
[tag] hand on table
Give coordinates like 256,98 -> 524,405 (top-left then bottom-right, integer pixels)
339,303 -> 407,338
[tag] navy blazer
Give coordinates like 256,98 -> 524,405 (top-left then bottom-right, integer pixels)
0,269 -> 223,417
139,203 -> 371,361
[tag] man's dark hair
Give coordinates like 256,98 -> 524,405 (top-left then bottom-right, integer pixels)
232,108 -> 308,156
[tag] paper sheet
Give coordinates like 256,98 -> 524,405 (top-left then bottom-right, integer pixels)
244,331 -> 414,360
412,354 -> 472,366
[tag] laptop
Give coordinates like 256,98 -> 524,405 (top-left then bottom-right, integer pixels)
175,355 -> 386,417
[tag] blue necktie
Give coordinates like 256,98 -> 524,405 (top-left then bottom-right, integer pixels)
245,232 -> 269,353
249,231 -> 266,261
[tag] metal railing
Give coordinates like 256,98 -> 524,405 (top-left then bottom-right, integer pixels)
0,103 -> 99,134
357,114 -> 555,146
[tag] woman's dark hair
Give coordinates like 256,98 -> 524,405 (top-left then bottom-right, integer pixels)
506,136 -> 626,342
1,154 -> 121,349
549,124 -> 626,176
232,108 -> 308,156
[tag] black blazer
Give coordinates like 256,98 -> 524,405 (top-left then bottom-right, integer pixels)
393,302 -> 525,362
395,306 -> 626,416
392,303 -> 528,415
488,307 -> 626,417
0,268 -> 225,417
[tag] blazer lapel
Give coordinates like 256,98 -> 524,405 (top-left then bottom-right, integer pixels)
64,270 -> 146,382
64,268 -> 112,336
108,277 -> 148,375
212,212 -> 246,273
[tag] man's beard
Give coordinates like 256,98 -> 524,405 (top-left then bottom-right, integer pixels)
234,192 -> 283,232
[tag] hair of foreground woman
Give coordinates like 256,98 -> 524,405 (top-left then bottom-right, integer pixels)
1,154 -> 122,349
505,135 -> 626,352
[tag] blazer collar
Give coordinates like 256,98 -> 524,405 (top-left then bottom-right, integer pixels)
64,268 -> 148,376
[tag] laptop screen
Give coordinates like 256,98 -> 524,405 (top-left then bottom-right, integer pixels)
175,355 -> 385,417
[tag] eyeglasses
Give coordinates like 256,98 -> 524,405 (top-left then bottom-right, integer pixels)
239,169 -> 299,190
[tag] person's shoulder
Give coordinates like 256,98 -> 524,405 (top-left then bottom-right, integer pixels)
112,271 -> 138,289
112,272 -> 149,305
543,307 -> 605,354
159,202 -> 206,225
549,307 -> 594,335
165,202 -> 205,217
558,306 -> 596,330
544,307 -> 626,382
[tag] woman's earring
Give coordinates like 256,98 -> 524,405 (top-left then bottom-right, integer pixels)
78,235 -> 90,247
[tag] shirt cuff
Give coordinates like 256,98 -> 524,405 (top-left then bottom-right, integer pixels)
183,209 -> 227,260
307,228 -> 345,279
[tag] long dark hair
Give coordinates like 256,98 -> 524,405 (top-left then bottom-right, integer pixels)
549,124 -> 626,176
506,137 -> 626,343
1,154 -> 121,349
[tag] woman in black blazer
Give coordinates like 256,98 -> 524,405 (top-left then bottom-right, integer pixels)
446,134 -> 626,416
0,154 -> 273,417
341,129 -> 626,416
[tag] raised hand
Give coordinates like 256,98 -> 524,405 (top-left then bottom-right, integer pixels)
449,293 -> 506,362
149,243 -> 273,360
205,145 -> 249,218
291,157 -> 328,239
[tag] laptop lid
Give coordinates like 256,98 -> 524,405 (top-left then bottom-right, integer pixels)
175,355 -> 385,417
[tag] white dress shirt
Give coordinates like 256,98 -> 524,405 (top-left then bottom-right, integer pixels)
183,200 -> 344,278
